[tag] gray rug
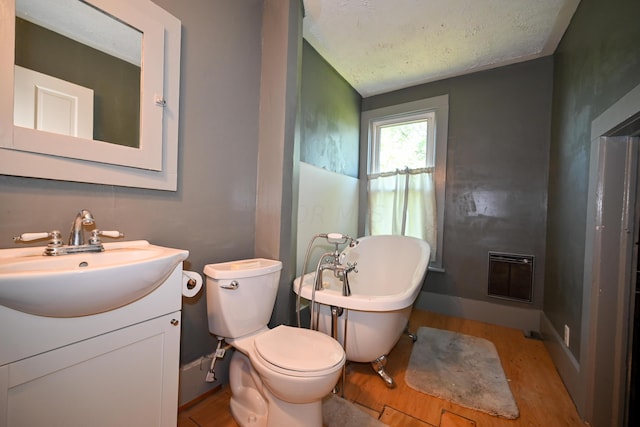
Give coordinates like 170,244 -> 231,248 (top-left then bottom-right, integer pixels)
405,327 -> 519,419
322,394 -> 387,427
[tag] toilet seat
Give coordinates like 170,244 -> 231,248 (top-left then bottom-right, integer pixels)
253,325 -> 345,377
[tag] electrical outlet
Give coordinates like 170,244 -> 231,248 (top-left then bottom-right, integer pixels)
564,324 -> 570,347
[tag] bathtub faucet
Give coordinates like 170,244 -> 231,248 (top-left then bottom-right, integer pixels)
316,255 -> 358,296
313,233 -> 359,293
315,257 -> 335,291
335,262 -> 357,296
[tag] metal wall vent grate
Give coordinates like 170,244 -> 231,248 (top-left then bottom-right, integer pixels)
488,252 -> 534,303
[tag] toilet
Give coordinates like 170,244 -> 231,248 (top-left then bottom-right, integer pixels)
204,258 -> 345,427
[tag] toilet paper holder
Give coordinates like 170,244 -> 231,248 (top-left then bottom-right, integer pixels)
181,270 -> 203,298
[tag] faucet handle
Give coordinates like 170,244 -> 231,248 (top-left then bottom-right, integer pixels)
13,232 -> 50,242
89,230 -> 124,245
97,230 -> 124,239
345,261 -> 358,273
14,230 -> 62,246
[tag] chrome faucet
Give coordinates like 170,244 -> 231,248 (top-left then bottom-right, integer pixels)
334,262 -> 357,296
314,235 -> 358,296
315,259 -> 335,291
13,209 -> 123,256
307,233 -> 359,332
69,209 -> 95,246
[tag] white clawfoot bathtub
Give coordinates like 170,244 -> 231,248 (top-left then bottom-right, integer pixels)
294,235 -> 430,385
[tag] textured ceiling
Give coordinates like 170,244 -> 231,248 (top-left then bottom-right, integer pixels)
17,0 -> 141,65
303,0 -> 580,97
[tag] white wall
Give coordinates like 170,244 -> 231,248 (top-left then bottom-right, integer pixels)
296,162 -> 358,277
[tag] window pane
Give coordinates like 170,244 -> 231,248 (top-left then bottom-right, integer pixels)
378,121 -> 427,172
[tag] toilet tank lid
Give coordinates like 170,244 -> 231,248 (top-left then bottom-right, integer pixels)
204,258 -> 282,279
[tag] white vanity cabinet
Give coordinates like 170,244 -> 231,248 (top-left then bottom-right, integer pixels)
0,265 -> 185,427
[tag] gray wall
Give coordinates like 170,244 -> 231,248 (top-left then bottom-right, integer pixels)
0,0 -> 265,365
545,0 -> 640,359
363,57 -> 553,312
300,41 -> 361,177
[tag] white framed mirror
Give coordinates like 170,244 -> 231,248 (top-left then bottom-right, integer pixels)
0,0 -> 181,191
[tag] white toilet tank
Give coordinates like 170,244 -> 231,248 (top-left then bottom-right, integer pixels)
204,258 -> 282,339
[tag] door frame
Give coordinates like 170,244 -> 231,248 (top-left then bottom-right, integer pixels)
581,83 -> 640,426
582,135 -> 638,427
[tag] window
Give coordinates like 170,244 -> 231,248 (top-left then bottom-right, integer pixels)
370,112 -> 434,174
360,95 -> 448,270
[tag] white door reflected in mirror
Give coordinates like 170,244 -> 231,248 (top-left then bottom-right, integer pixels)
14,65 -> 94,139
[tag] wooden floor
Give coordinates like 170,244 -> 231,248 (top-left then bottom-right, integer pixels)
178,309 -> 586,427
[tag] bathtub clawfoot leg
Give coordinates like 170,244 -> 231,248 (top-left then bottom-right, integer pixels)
404,325 -> 418,342
371,355 -> 395,388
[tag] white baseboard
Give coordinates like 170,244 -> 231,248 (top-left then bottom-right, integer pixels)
415,291 -> 542,333
178,353 -> 225,407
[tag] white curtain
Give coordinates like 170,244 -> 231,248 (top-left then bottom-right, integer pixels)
367,167 -> 437,260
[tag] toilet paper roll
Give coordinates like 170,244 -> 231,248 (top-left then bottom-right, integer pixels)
182,270 -> 203,298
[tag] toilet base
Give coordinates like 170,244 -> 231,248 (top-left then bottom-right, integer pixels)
229,351 -> 324,427
264,391 -> 322,427
229,397 -> 265,426
231,391 -> 322,427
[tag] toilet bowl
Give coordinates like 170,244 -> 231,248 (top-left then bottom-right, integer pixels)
204,258 -> 346,427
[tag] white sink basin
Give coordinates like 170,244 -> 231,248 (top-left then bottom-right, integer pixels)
0,240 -> 188,317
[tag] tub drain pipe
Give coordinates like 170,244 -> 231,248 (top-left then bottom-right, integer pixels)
330,306 -> 343,343
331,305 -> 348,397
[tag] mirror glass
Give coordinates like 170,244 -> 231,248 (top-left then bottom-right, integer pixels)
14,0 -> 142,148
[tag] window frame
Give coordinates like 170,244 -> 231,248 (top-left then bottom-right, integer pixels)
359,95 -> 448,271
369,111 -> 435,174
